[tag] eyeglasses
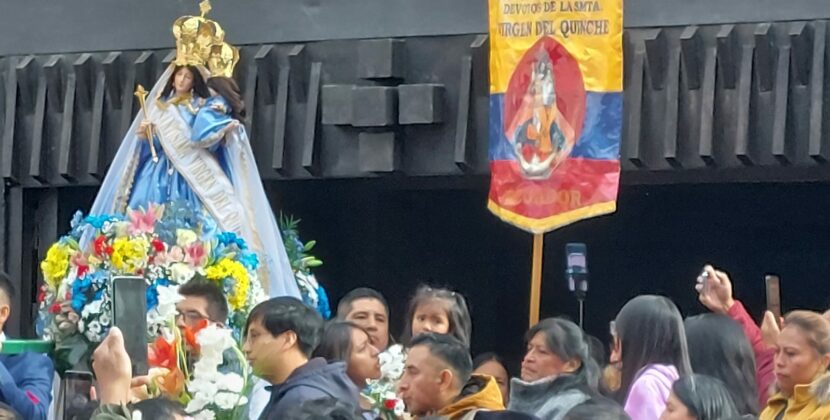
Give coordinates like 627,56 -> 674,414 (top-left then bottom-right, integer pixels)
176,310 -> 208,324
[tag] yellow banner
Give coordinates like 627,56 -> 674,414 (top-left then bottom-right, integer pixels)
489,0 -> 623,93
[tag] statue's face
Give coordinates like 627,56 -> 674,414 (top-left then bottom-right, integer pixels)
173,67 -> 195,95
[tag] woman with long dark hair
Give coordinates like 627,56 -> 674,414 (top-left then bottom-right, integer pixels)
313,321 -> 382,389
508,318 -> 604,420
473,352 -> 511,406
661,374 -> 741,420
614,295 -> 692,420
695,265 -> 775,407
685,314 -> 759,416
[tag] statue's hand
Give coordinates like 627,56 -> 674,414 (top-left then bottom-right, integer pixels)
136,120 -> 154,140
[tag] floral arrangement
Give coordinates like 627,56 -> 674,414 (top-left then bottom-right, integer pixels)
38,202 -> 265,418
147,315 -> 251,420
279,214 -> 331,319
364,344 -> 407,419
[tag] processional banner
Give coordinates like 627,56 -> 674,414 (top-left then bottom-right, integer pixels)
487,0 -> 623,233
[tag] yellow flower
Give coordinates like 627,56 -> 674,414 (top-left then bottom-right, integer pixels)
206,259 -> 250,311
41,243 -> 75,289
111,237 -> 149,273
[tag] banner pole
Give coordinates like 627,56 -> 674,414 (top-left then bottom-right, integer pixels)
529,233 -> 544,327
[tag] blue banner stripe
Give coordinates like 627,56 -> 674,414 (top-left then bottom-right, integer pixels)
489,92 -> 622,161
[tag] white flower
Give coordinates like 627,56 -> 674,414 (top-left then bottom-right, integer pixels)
215,391 -> 243,410
196,325 -> 235,355
98,312 -> 111,326
186,379 -> 217,413
81,299 -> 104,318
379,345 -> 406,380
169,263 -> 196,284
155,284 -> 183,316
191,409 -> 216,420
176,229 -> 198,247
218,372 -> 245,393
101,221 -> 114,234
394,399 -> 405,416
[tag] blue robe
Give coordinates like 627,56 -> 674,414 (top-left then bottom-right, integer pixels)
127,97 -> 204,212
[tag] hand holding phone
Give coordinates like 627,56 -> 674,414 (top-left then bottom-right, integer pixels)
696,265 -> 735,314
112,276 -> 148,376
765,274 -> 782,320
62,370 -> 94,420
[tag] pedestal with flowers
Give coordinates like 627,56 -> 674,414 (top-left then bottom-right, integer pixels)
38,202 -> 265,419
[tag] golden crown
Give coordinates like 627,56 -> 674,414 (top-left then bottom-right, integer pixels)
172,0 -> 239,78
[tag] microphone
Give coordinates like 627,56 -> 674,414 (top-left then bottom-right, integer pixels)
565,243 -> 588,299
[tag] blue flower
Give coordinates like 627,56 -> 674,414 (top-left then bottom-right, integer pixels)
239,252 -> 259,270
71,276 -> 93,313
316,284 -> 332,320
70,211 -> 84,229
146,278 -> 170,311
216,232 -> 248,250
85,214 -> 119,229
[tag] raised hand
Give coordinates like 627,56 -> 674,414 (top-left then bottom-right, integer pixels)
761,310 -> 782,348
92,327 -> 133,405
695,265 -> 736,314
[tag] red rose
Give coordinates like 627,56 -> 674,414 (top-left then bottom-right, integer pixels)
384,399 -> 397,410
105,246 -> 114,256
93,236 -> 107,256
48,303 -> 61,314
37,290 -> 46,303
151,238 -> 165,252
76,265 -> 89,278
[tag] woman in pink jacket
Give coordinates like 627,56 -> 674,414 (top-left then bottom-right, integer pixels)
614,295 -> 692,420
613,295 -> 693,420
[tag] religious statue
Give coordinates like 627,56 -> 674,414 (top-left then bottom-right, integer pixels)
87,1 -> 298,298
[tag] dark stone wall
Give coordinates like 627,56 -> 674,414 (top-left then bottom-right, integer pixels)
2,0 -> 830,55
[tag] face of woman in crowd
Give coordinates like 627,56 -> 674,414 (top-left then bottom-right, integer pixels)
520,332 -> 579,382
474,360 -> 510,405
346,328 -> 381,386
774,325 -> 830,395
411,301 -> 450,337
659,392 -> 695,420
173,67 -> 195,95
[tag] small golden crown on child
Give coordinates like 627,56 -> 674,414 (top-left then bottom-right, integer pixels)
172,0 -> 239,78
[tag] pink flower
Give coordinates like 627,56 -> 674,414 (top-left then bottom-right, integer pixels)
128,207 -> 158,235
168,246 -> 185,263
185,243 -> 207,267
71,252 -> 89,267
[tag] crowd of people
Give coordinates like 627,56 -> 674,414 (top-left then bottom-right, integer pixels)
0,263 -> 829,420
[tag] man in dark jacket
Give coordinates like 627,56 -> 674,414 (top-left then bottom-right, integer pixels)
399,333 -> 538,419
243,297 -> 360,420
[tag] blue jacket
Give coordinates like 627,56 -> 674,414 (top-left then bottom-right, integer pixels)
0,352 -> 54,420
259,358 -> 359,420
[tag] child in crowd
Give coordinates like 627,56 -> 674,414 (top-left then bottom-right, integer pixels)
400,285 -> 472,348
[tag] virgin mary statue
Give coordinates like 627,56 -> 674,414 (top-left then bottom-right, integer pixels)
87,5 -> 299,298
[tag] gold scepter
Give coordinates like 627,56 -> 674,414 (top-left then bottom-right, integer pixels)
134,85 -> 159,163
